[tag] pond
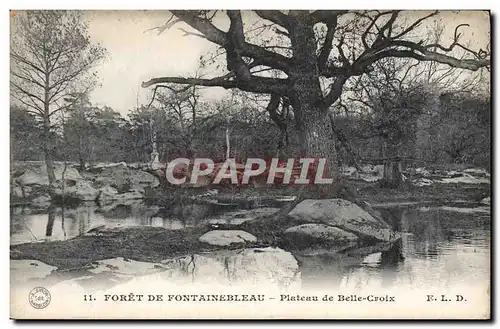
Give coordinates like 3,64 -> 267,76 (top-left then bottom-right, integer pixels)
10,200 -> 490,293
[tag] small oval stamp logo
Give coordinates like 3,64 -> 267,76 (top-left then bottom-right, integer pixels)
28,287 -> 51,309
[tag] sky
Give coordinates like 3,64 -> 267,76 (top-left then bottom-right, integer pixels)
72,11 -> 491,115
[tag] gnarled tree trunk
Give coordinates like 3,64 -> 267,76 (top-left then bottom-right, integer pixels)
381,144 -> 403,188
288,18 -> 340,196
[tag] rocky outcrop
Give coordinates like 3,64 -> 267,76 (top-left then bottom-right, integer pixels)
17,164 -> 82,186
288,199 -> 397,242
199,230 -> 257,246
97,185 -> 119,203
93,165 -> 159,192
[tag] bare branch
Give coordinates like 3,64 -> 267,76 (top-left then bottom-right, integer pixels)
321,76 -> 348,109
318,16 -> 338,70
142,73 -> 289,95
171,10 -> 291,72
254,10 -> 291,29
309,10 -> 349,24
392,11 -> 439,39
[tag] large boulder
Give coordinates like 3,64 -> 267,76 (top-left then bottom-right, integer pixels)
97,188 -> 144,206
199,230 -> 257,246
17,164 -> 82,186
288,199 -> 396,242
283,223 -> 359,249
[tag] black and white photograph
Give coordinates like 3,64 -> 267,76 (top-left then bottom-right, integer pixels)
8,8 -> 491,319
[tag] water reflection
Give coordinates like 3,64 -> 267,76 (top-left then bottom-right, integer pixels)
10,202 -> 490,292
295,208 -> 489,291
10,202 -> 217,245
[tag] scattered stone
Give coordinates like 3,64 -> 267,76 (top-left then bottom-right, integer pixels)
198,230 -> 257,246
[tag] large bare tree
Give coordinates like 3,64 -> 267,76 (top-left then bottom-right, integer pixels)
10,10 -> 105,188
142,10 -> 490,189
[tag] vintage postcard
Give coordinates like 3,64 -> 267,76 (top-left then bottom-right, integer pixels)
9,9 -> 491,319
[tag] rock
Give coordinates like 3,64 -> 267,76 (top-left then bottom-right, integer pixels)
12,186 -> 24,198
62,180 -> 99,201
413,178 -> 433,187
93,166 -> 159,192
10,260 -> 57,284
199,230 -> 257,246
341,166 -> 358,178
115,191 -> 144,202
463,168 -> 490,178
481,197 -> 490,205
361,252 -> 382,267
357,165 -> 383,182
288,199 -> 396,242
17,164 -> 82,186
96,185 -> 144,204
440,173 -> 490,184
94,162 -> 127,169
31,194 -> 51,207
130,170 -> 159,189
283,224 -> 359,249
415,167 -> 431,177
130,187 -> 145,194
98,185 -> 119,203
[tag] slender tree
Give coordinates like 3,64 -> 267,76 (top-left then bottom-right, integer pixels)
10,10 -> 106,188
142,10 -> 489,191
